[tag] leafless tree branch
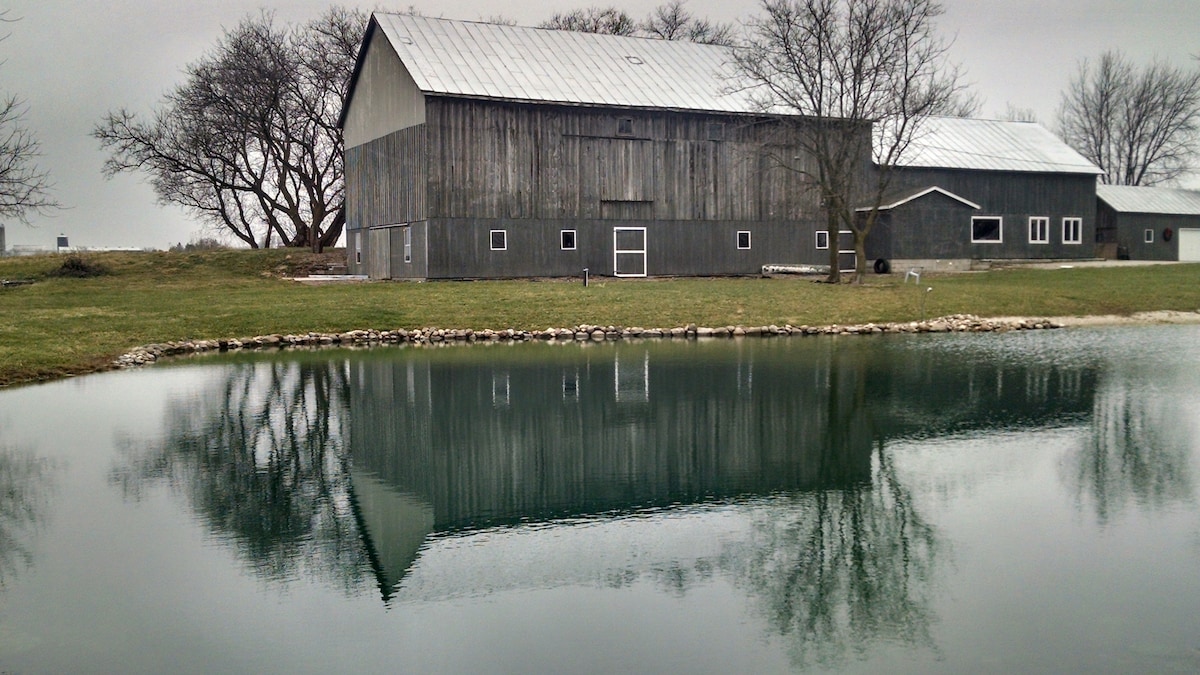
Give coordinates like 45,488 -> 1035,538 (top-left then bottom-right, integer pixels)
1057,50 -> 1200,186
94,8 -> 362,250
735,0 -> 973,283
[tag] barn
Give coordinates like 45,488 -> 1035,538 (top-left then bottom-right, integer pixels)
1096,185 -> 1200,261
339,14 -> 828,280
864,117 -> 1103,271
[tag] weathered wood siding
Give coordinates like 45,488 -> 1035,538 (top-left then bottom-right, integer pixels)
344,125 -> 428,275
423,98 -> 814,223
877,168 -> 1098,260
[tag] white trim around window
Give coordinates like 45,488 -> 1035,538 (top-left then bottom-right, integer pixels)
560,229 -> 577,250
815,230 -> 829,249
1029,216 -> 1049,244
1062,217 -> 1082,244
1144,228 -> 1155,244
971,216 -> 1003,243
490,229 -> 507,251
737,231 -> 751,250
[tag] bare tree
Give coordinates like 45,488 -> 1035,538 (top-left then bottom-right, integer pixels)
641,0 -> 736,46
94,8 -> 363,251
1001,103 -> 1039,123
542,2 -> 736,45
0,12 -> 58,223
539,6 -> 638,35
735,0 -> 972,283
1057,50 -> 1200,186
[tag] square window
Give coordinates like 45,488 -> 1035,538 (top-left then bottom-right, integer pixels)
972,216 -> 1002,243
561,229 -> 577,250
708,122 -> 725,141
737,231 -> 751,250
815,230 -> 829,249
490,229 -> 507,251
617,118 -> 634,136
1029,217 -> 1049,244
1144,228 -> 1155,244
1063,217 -> 1082,244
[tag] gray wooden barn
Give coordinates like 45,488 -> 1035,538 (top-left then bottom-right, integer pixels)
864,117 -> 1104,271
339,14 -> 826,280
1096,185 -> 1200,261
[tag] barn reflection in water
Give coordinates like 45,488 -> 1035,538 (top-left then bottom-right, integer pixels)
342,338 -> 1097,600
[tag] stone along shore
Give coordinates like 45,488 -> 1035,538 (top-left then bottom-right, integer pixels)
114,314 -> 1063,368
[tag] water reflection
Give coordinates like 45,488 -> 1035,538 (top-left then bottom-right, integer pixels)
110,355 -> 372,593
1071,356 -> 1198,524
721,451 -> 938,669
0,444 -> 58,587
106,332 -> 1189,668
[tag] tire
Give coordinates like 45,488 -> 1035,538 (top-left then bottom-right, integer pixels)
873,258 -> 891,274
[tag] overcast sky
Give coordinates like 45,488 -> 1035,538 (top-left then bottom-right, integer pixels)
2,0 -> 1197,250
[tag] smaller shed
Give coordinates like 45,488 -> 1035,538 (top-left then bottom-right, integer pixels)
1096,185 -> 1200,261
866,117 -> 1102,270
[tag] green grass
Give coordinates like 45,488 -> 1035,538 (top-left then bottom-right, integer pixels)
2,249 -> 1199,387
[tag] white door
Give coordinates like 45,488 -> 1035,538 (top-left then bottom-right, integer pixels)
613,227 -> 647,277
1178,228 -> 1200,262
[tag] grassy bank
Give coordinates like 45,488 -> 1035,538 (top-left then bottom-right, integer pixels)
2,249 -> 1199,387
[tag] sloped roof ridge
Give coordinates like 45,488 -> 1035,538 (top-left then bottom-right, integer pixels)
897,116 -> 1102,175
1097,184 -> 1200,215
367,12 -> 759,114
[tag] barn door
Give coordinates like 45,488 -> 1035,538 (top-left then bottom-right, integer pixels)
368,227 -> 391,280
837,229 -> 855,274
613,227 -> 647,277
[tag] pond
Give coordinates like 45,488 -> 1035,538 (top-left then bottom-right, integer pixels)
1,326 -> 1199,673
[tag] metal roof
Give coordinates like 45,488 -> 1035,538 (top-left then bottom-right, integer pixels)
369,13 -> 759,114
897,117 -> 1102,175
1097,184 -> 1200,215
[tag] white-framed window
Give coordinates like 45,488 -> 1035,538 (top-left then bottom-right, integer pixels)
1029,217 -> 1049,244
354,233 -> 362,264
403,226 -> 412,263
490,229 -> 507,251
737,231 -> 751,250
1144,228 -> 1155,244
560,229 -> 576,250
1062,217 -> 1082,244
815,230 -> 829,249
972,216 -> 1003,243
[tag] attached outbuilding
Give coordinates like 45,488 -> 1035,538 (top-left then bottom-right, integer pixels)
1096,185 -> 1200,261
865,117 -> 1104,271
339,14 -> 827,280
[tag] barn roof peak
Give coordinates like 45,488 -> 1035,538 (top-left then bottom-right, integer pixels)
361,13 -> 759,115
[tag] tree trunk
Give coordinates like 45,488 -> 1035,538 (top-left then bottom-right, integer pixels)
824,210 -> 841,283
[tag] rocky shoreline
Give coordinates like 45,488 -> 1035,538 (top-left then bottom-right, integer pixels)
113,313 -> 1065,368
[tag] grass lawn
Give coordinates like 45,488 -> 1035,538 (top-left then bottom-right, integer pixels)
2,249 -> 1199,387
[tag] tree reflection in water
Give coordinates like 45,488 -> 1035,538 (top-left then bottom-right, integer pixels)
104,334 -> 1113,666
722,448 -> 938,669
0,444 -> 58,587
1071,362 -> 1197,525
110,356 -> 371,594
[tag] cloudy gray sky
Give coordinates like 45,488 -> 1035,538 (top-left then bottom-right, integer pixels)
2,0 -> 1197,250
